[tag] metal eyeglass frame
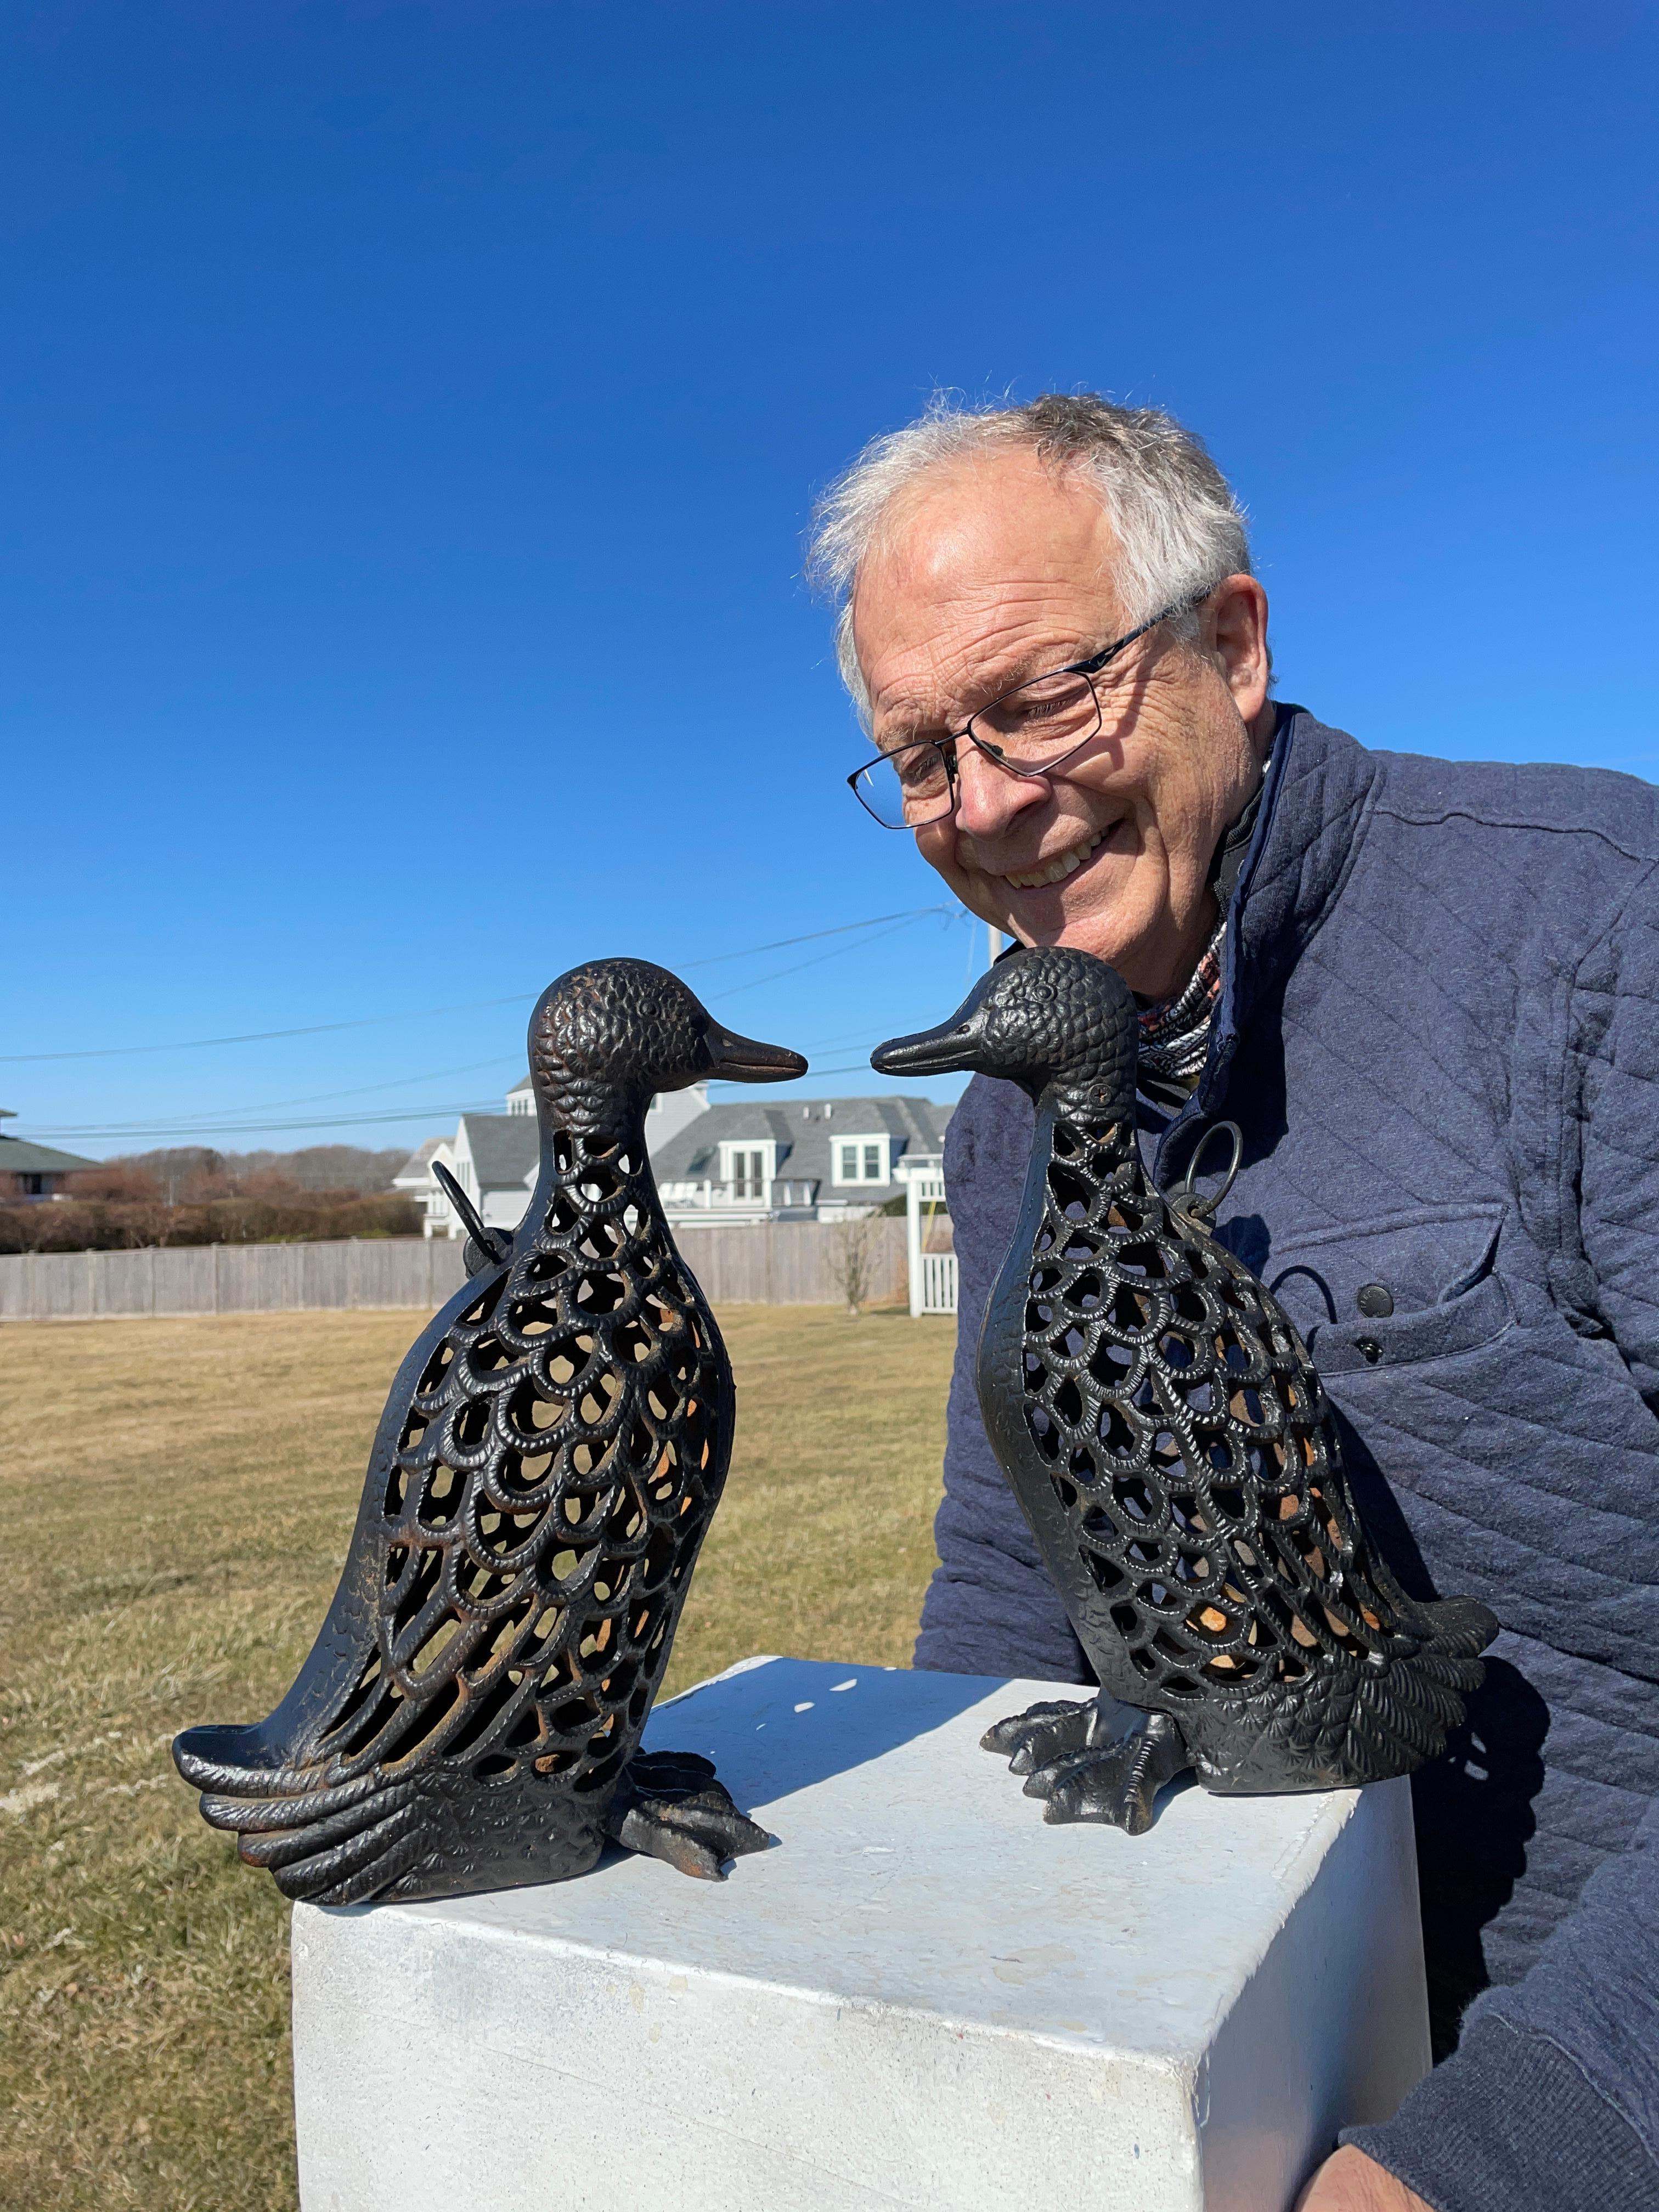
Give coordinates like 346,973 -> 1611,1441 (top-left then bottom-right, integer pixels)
846,588 -> 1213,829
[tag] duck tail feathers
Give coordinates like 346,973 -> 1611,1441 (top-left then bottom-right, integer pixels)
1387,1584 -> 1502,1664
1320,1576 -> 1497,1781
173,1724 -> 425,1905
1195,1585 -> 1499,1793
1341,1634 -> 1488,1780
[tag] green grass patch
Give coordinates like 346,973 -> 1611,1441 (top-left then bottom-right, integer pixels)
0,1305 -> 953,2209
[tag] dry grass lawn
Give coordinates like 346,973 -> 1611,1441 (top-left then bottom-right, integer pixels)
0,1304 -> 955,2211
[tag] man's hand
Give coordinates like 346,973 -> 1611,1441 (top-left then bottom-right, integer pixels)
1295,2147 -> 1435,2212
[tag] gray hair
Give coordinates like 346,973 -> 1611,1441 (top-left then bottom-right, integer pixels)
805,391 -> 1254,723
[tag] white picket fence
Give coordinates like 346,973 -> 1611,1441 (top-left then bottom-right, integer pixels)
916,1249 -> 960,1316
904,1169 -> 959,1317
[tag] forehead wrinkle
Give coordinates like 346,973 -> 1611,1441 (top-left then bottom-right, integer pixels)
869,599 -> 1101,742
855,457 -> 1132,743
871,647 -> 1082,753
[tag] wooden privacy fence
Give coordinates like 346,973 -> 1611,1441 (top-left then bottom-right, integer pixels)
676,1218 -> 907,1307
0,1238 -> 469,1323
0,1221 -> 915,1323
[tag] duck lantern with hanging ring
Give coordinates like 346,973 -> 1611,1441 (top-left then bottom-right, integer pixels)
873,947 -> 1498,1835
173,959 -> 807,1904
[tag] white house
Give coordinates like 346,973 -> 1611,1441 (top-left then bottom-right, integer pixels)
392,1135 -> 455,1237
393,1082 -> 952,1237
650,1093 -> 951,1226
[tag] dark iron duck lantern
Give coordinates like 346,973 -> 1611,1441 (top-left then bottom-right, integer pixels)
173,959 -> 806,1904
873,947 -> 1498,1835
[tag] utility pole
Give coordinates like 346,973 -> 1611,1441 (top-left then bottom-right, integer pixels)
987,923 -> 1005,969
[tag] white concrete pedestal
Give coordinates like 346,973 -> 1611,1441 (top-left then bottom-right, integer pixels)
292,1657 -> 1430,2212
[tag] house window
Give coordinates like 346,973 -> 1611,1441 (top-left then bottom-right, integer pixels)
832,1136 -> 890,1186
718,1140 -> 776,1197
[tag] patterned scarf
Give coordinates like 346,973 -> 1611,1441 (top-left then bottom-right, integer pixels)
1136,913 -> 1227,1113
1133,747 -> 1273,1115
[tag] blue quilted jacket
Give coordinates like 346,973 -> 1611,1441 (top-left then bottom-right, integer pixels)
917,708 -> 1659,2210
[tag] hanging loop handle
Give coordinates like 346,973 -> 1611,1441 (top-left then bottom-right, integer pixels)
1172,1119 -> 1244,1227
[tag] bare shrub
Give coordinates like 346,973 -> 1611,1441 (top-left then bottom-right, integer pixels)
832,1214 -> 881,1317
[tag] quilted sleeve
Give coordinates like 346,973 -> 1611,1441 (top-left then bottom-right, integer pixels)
1336,884 -> 1659,2207
1343,1791 -> 1659,2209
1574,868 -> 1659,1407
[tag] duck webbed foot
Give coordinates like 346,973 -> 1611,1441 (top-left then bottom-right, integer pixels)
981,1694 -> 1192,1837
605,1750 -> 771,1881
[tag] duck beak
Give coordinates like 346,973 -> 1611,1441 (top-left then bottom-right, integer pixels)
871,997 -> 990,1078
703,1023 -> 809,1083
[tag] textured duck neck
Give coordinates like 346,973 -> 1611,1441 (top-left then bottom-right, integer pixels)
522,1094 -> 664,1249
1005,1086 -> 1139,1263
990,1087 -> 1137,1374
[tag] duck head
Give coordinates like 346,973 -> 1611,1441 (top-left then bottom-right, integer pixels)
871,946 -> 1139,1117
528,958 -> 807,1130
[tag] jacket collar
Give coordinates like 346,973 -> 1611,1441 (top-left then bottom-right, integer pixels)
1153,706 -> 1379,1172
1225,706 -> 1379,1030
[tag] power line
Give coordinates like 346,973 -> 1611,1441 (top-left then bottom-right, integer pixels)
748,1058 -> 924,1080
1,994 -> 535,1067
0,907 -> 956,1065
22,907 -> 977,1142
45,1057 -> 526,1141
39,1055 -> 955,1139
709,911 -> 940,1002
684,908 -> 955,969
32,1101 -> 509,1142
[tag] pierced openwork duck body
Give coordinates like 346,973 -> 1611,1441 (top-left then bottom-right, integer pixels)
874,947 -> 1497,1833
174,960 -> 806,1902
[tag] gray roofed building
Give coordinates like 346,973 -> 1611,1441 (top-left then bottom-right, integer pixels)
393,1133 -> 456,1239
449,1111 -> 541,1234
395,1080 -> 955,1238
653,1094 -> 952,1224
0,1111 -> 97,1200
392,1135 -> 447,1188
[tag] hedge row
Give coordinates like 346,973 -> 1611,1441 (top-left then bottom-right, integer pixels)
0,1194 -> 423,1255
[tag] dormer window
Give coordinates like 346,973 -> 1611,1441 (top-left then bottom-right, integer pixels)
832,1135 -> 890,1186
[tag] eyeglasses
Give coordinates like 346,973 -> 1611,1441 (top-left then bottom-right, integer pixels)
846,591 -> 1210,830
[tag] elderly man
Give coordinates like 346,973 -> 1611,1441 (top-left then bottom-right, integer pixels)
809,394 -> 1658,2212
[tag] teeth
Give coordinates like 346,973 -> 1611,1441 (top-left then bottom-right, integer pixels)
1003,827 -> 1107,890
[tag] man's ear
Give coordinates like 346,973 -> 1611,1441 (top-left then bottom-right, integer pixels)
1207,574 -> 1272,736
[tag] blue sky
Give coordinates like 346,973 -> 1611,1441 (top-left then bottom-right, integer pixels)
4,2 -> 1655,1155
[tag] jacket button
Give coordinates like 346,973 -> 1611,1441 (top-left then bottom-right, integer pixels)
1356,1283 -> 1395,1318
1356,1337 -> 1383,1364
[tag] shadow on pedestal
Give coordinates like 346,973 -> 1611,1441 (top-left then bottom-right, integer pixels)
641,1656 -> 1008,1811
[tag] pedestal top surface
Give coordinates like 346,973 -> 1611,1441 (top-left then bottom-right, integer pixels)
375,1656 -> 1368,2063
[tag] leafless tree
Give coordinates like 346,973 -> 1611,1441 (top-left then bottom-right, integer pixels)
832,1214 -> 880,1317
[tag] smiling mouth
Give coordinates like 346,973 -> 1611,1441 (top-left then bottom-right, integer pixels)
998,826 -> 1110,890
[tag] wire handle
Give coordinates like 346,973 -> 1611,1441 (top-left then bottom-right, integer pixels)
1172,1119 -> 1244,1227
433,1160 -> 512,1271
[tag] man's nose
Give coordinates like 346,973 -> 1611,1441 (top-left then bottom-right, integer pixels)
950,743 -> 1048,842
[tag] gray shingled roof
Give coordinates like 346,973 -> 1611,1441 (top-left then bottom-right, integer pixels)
392,1135 -> 447,1184
651,1094 -> 950,1196
459,1113 -> 540,1192
0,1133 -> 97,1176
